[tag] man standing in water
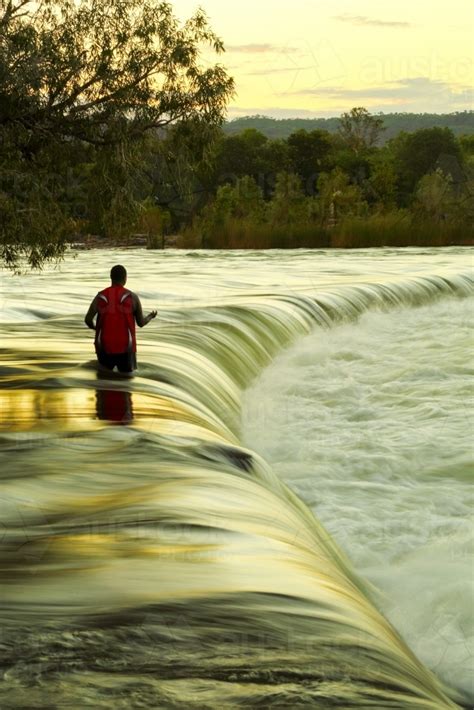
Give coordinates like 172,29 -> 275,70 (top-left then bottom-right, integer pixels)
85,264 -> 157,374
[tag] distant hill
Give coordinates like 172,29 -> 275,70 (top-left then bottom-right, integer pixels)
224,112 -> 474,142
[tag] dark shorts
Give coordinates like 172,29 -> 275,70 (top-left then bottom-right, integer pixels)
97,351 -> 137,373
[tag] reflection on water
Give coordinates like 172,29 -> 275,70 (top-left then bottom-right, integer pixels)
0,388 -> 98,430
96,388 -> 134,425
0,249 -> 472,709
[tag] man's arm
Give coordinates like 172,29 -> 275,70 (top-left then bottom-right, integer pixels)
84,296 -> 98,330
133,294 -> 157,327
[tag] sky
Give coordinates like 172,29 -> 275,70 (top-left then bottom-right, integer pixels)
172,0 -> 473,118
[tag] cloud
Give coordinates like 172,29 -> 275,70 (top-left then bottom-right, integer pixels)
334,14 -> 412,28
237,39 -> 346,94
285,77 -> 473,108
227,44 -> 298,54
247,65 -> 316,76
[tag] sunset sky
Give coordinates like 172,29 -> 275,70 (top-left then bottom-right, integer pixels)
173,0 -> 473,118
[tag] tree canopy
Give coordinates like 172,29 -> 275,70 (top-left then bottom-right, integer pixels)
338,107 -> 385,155
0,0 -> 234,268
389,127 -> 463,202
186,110 -> 473,249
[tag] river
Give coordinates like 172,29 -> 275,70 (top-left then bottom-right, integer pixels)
1,247 -> 472,708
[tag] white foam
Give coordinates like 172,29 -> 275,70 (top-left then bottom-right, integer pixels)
243,296 -> 474,698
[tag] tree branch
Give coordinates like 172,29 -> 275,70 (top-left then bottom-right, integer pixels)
0,0 -> 32,28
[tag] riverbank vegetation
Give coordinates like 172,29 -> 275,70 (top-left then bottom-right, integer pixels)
1,2 -> 473,269
181,113 -> 474,249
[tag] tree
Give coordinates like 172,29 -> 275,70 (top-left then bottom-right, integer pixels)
0,0 -> 235,268
268,172 -> 307,224
140,120 -> 223,229
458,134 -> 474,170
316,168 -> 367,224
196,175 -> 265,246
258,139 -> 291,198
389,127 -> 462,203
232,176 -> 266,221
415,170 -> 455,222
287,129 -> 334,195
366,148 -> 398,210
214,129 -> 269,182
338,107 -> 385,155
212,129 -> 294,200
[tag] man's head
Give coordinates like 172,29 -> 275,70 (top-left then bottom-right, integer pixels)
110,264 -> 127,285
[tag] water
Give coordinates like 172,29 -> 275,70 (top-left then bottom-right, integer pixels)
242,296 -> 474,699
0,247 -> 472,709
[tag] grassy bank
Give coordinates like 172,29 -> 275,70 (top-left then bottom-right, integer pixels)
178,214 -> 474,250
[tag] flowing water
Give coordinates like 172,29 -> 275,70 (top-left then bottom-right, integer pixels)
0,248 -> 472,709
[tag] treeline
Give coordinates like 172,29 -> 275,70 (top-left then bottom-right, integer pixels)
224,112 -> 474,142
1,2 -> 473,267
43,106 -> 474,250
11,103 -> 474,253
178,108 -> 474,249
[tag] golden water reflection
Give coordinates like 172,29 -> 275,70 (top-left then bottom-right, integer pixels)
95,389 -> 133,424
0,386 -> 234,444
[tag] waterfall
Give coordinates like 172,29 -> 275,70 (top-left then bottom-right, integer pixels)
1,264 -> 472,708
